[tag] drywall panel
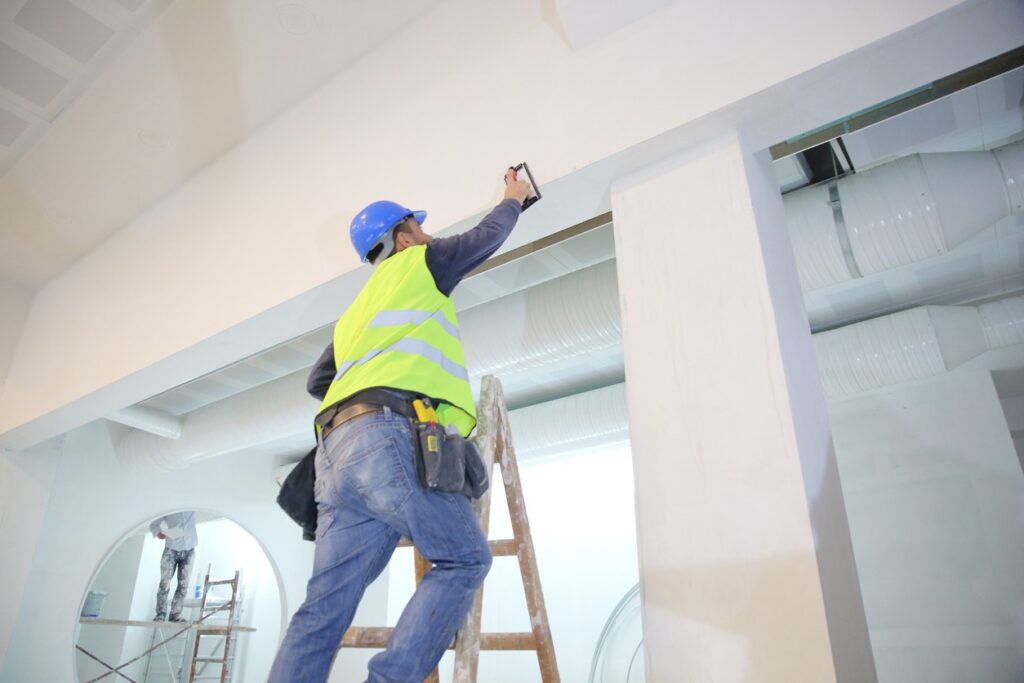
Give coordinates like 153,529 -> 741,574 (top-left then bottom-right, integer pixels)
6,0 -> 1014,448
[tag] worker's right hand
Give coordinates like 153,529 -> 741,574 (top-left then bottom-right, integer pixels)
504,168 -> 531,205
158,532 -> 167,540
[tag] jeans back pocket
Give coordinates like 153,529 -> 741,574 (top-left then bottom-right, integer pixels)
341,433 -> 414,515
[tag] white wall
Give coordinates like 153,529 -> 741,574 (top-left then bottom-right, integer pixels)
0,439 -> 59,669
0,281 -> 31,390
8,0 -> 1017,449
382,444 -> 638,683
122,534 -> 164,681
0,419 -> 367,683
111,518 -> 282,682
830,369 -> 1024,682
192,518 -> 280,681
74,535 -> 144,681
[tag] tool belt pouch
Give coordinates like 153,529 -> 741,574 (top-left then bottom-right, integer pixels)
414,424 -> 489,499
463,438 -> 489,499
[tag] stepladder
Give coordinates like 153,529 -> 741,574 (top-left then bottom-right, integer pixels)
188,567 -> 240,683
342,374 -> 561,683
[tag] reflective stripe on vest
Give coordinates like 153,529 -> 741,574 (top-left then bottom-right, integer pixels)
369,309 -> 461,339
333,336 -> 470,384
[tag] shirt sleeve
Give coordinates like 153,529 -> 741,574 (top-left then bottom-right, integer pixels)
307,343 -> 335,401
149,516 -> 164,537
425,199 -> 522,297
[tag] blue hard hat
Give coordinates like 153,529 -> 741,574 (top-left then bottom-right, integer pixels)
350,200 -> 427,262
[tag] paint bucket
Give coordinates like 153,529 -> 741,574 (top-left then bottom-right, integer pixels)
81,591 -> 108,618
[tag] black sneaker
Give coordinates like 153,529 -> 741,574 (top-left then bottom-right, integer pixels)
168,616 -> 187,623
153,615 -> 166,622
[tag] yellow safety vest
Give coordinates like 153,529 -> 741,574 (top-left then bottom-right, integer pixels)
316,245 -> 477,436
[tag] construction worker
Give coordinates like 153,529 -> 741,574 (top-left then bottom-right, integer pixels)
149,510 -> 198,622
268,169 -> 532,682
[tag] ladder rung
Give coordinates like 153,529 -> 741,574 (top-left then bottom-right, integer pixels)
489,539 -> 518,556
193,657 -> 226,663
343,627 -> 536,651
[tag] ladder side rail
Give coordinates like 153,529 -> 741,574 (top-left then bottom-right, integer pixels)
141,623 -> 162,683
218,572 -> 240,683
494,379 -> 560,683
453,376 -> 501,683
187,567 -> 212,683
338,375 -> 561,683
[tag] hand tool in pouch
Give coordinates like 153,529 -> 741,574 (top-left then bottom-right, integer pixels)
413,397 -> 467,492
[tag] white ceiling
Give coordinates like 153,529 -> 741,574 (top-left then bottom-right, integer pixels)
0,0 -> 445,289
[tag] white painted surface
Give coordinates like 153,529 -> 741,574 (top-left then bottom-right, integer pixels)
552,0 -> 679,49
2,0 -> 996,449
0,281 -> 31,388
110,518 -> 281,682
830,371 -> 1024,682
0,0 -> 446,287
611,135 -> 872,681
0,420 -> 388,682
384,445 -> 639,682
2,1 -> 1024,680
75,535 -> 146,681
122,535 -> 165,680
0,438 -> 60,669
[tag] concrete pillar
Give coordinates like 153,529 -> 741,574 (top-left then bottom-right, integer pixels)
611,133 -> 876,682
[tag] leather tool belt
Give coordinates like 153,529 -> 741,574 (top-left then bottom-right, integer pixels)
316,387 -> 418,441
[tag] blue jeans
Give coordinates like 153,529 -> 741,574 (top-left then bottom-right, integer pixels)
268,407 -> 492,683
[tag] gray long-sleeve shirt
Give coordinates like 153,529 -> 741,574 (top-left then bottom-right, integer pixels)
149,511 -> 198,552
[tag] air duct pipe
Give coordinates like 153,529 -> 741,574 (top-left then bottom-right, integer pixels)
813,295 -> 1024,399
117,260 -> 625,470
785,140 -> 1024,291
508,383 -> 628,459
107,405 -> 183,439
461,259 -> 621,380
